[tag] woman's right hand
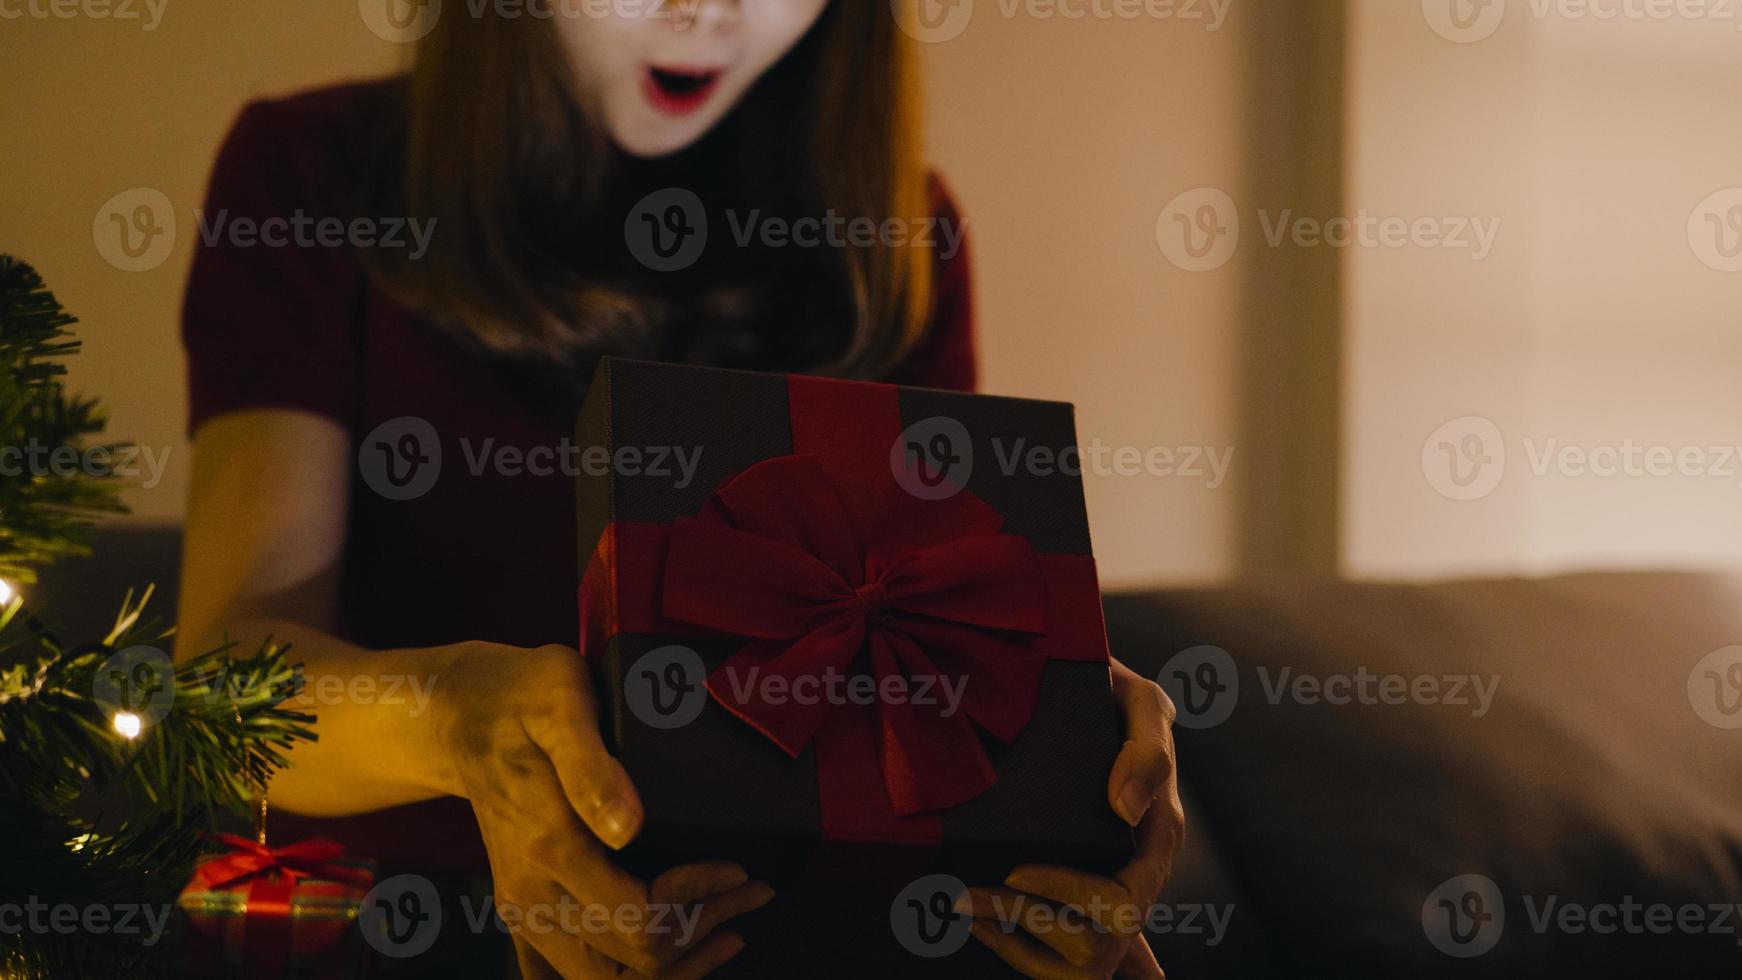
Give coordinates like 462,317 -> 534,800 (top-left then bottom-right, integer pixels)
437,643 -> 775,978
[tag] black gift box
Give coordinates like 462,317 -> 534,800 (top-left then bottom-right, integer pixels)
575,358 -> 1132,975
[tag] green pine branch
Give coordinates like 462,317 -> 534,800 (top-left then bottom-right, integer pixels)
0,256 -> 320,979
0,588 -> 315,816
0,594 -> 317,979
0,255 -> 128,585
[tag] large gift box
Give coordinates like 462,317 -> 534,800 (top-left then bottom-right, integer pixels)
575,358 -> 1132,974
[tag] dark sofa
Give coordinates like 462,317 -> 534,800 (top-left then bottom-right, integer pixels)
1105,572 -> 1742,977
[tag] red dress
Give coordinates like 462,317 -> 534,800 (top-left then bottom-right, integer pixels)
181,79 -> 978,868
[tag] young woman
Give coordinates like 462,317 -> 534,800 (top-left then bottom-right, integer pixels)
176,3 -> 1183,977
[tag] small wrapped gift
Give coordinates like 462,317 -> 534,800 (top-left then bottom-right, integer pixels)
575,358 -> 1133,974
177,833 -> 375,979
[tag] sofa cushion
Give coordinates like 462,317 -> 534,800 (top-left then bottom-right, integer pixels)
27,525 -> 184,641
1106,571 -> 1742,977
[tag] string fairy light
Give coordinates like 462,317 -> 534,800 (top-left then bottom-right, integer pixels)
112,710 -> 143,739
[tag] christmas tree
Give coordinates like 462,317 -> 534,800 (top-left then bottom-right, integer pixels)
0,256 -> 315,978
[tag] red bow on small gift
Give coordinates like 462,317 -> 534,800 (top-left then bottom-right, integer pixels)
193,834 -> 367,891
661,454 -> 1053,817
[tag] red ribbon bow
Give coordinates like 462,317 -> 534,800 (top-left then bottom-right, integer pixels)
661,454 -> 1053,817
193,834 -> 364,891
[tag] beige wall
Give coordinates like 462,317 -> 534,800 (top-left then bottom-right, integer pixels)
921,8 -> 1248,587
0,4 -> 401,515
2,2 -> 1250,588
1345,0 -> 1742,578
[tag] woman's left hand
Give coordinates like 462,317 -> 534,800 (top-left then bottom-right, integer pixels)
956,658 -> 1185,979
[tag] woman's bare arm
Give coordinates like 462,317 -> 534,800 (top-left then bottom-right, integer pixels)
175,409 -> 464,815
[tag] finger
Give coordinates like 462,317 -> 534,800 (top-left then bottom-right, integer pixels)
582,879 -> 768,975
1107,662 -> 1176,829
474,746 -> 677,973
650,862 -> 752,907
969,920 -> 1095,980
514,936 -> 564,980
652,930 -> 749,980
522,646 -> 646,850
501,875 -> 633,979
509,892 -> 606,979
480,739 -> 652,911
1108,660 -> 1186,903
579,942 -> 629,978
666,881 -> 777,952
958,886 -> 1109,968
649,862 -> 771,953
999,869 -> 1146,939
1121,785 -> 1186,903
1116,934 -> 1166,980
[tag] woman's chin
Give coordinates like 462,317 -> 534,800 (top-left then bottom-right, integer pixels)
608,117 -> 715,160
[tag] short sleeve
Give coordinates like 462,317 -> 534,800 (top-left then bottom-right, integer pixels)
181,98 -> 366,436
888,173 -> 978,392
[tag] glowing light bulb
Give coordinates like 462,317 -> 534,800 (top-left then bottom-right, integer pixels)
112,711 -> 143,739
0,579 -> 12,605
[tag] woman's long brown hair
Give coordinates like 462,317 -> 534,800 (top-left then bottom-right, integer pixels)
362,2 -> 933,384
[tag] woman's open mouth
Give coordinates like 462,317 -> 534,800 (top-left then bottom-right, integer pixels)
642,66 -> 724,117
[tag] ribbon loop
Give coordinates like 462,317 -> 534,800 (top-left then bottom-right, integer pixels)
194,834 -> 358,891
661,453 -> 1053,817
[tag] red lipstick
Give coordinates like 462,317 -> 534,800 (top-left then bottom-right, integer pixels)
642,65 -> 723,116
